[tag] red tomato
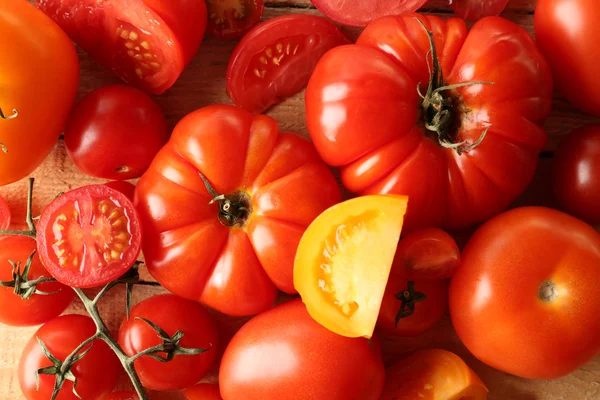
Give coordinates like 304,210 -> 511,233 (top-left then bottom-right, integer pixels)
535,0 -> 600,116
226,15 -> 349,114
450,207 -> 600,379
65,85 -> 169,180
219,299 -> 385,400
306,14 -> 552,232
394,228 -> 460,280
0,236 -> 74,327
553,125 -> 600,225
19,314 -> 119,400
450,0 -> 509,21
36,185 -> 142,288
37,0 -> 207,94
104,392 -> 138,400
309,0 -> 428,26
135,105 -> 341,316
118,294 -> 219,391
207,0 -> 264,38
105,181 -> 137,201
0,195 -> 10,229
184,384 -> 223,400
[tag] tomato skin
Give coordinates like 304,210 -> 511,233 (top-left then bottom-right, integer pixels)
306,14 -> 552,232
0,195 -> 10,229
535,0 -> 600,116
104,392 -> 139,400
450,0 -> 509,21
207,0 -> 264,38
184,383 -> 223,400
450,207 -> 600,379
105,181 -> 137,201
65,85 -> 169,180
135,105 -> 341,316
19,315 -> 119,400
310,0 -> 428,27
0,0 -> 79,186
220,299 -> 385,400
552,125 -> 600,225
0,236 -> 74,327
118,294 -> 219,391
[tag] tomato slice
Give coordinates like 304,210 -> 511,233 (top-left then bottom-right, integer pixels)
226,14 -> 350,114
449,0 -> 509,21
37,0 -> 207,94
36,185 -> 142,288
104,181 -> 136,201
207,0 -> 264,38
294,195 -> 408,338
310,0 -> 428,27
0,195 -> 10,230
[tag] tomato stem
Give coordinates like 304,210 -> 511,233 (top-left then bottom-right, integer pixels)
0,106 -> 18,120
0,177 -> 37,238
198,172 -> 252,227
394,281 -> 427,327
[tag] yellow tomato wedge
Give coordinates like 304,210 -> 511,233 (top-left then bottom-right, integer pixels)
381,349 -> 488,400
293,195 -> 408,338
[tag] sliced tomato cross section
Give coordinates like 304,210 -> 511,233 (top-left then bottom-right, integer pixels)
207,0 -> 264,38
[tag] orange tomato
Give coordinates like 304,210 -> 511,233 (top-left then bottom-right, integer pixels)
0,0 -> 79,186
294,195 -> 408,338
380,349 -> 488,400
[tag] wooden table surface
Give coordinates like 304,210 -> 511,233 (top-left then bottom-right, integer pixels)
2,0 -> 600,399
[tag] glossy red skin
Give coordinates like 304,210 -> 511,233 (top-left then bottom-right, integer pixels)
37,0 -> 206,94
65,85 -> 169,180
105,181 -> 137,201
104,392 -> 138,400
207,0 -> 264,38
19,315 -> 119,400
535,0 -> 600,116
184,383 -> 223,400
394,228 -> 460,280
306,14 -> 552,232
0,195 -> 10,229
118,294 -> 219,391
220,299 -> 385,400
450,0 -> 509,21
310,0 -> 428,27
450,207 -> 600,379
135,105 -> 341,316
553,125 -> 600,224
36,185 -> 142,288
0,236 -> 74,327
226,15 -> 350,114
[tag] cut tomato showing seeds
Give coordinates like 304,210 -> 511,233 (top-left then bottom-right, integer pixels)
207,0 -> 264,38
36,185 -> 142,288
294,195 -> 408,338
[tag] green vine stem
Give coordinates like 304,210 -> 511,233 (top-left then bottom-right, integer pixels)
0,177 -> 37,238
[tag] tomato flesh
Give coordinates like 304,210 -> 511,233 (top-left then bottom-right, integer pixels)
450,0 -> 509,21
207,0 -> 264,38
0,195 -> 10,230
37,185 -> 142,288
310,0 -> 428,26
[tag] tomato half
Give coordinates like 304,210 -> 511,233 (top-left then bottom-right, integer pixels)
0,0 -> 79,186
37,0 -> 207,94
184,384 -> 223,400
0,236 -> 74,327
226,15 -> 349,114
306,14 -> 552,232
450,207 -> 600,379
380,349 -> 488,400
219,299 -> 385,400
0,195 -> 10,229
294,195 -> 408,338
19,314 -> 119,400
309,0 -> 428,27
105,181 -> 137,202
450,0 -> 509,21
65,85 -> 169,180
118,294 -> 219,391
36,185 -> 142,288
535,0 -> 600,116
207,0 -> 264,38
135,105 -> 341,316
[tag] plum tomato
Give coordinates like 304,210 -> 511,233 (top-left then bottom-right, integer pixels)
207,0 -> 264,38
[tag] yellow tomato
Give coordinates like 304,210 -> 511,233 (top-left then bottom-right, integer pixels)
294,195 -> 408,338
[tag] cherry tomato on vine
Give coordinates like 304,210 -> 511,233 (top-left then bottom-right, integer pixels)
309,0 -> 428,26
206,0 -> 264,38
36,185 -> 142,288
0,236 -> 74,327
0,195 -> 10,229
118,294 -> 219,391
19,314 -> 119,400
65,85 -> 169,180
450,0 -> 509,21
184,383 -> 223,400
104,181 -> 137,201
226,15 -> 349,114
37,0 -> 207,94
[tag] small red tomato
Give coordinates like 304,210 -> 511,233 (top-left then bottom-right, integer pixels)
65,85 -> 169,180
552,125 -> 600,225
104,181 -> 137,201
0,195 -> 10,230
118,294 -> 219,391
184,383 -> 223,400
207,0 -> 264,38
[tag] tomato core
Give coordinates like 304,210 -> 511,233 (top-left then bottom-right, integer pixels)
214,190 -> 252,227
538,280 -> 558,303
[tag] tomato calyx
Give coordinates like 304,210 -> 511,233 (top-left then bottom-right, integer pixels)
394,281 -> 426,327
538,280 -> 558,303
199,172 -> 252,227
0,249 -> 57,299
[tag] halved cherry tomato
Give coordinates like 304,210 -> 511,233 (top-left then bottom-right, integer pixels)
394,228 -> 460,280
104,181 -> 137,201
450,0 -> 509,21
309,0 -> 428,26
36,185 -> 142,288
380,349 -> 488,400
226,15 -> 349,114
207,0 -> 264,38
37,0 -> 207,94
184,384 -> 223,400
0,195 -> 10,230
294,195 -> 408,338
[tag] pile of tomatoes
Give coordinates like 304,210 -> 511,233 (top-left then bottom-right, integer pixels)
1,0 -> 600,399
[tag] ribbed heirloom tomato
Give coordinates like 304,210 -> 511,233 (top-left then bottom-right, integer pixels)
306,14 -> 553,232
135,105 -> 341,316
